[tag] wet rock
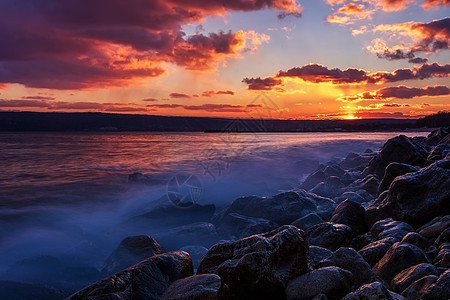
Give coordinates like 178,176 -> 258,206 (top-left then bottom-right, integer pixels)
341,171 -> 363,186
346,175 -> 380,196
433,243 -> 450,270
180,246 -> 208,271
351,232 -> 376,251
401,275 -> 438,300
197,225 -> 309,300
101,235 -> 164,276
154,222 -> 219,251
160,274 -> 229,300
309,180 -> 343,199
285,267 -> 353,300
291,213 -> 323,231
308,246 -> 333,269
317,247 -> 377,287
371,218 -> 414,241
373,242 -> 430,283
377,163 -> 419,196
216,213 -> 279,239
435,228 -> 450,246
307,192 -> 338,221
390,263 -> 438,294
363,135 -> 428,178
324,164 -> 345,178
330,200 -> 367,235
426,144 -> 450,165
401,232 -> 428,251
302,170 -> 326,190
334,192 -> 366,205
305,222 -> 353,251
419,269 -> 450,300
342,281 -> 405,300
358,238 -> 397,267
340,152 -> 374,171
418,215 -> 450,239
68,251 -> 193,300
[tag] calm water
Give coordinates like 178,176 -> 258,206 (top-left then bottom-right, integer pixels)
0,131 -> 428,294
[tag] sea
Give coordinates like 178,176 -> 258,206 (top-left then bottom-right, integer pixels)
0,131 -> 428,294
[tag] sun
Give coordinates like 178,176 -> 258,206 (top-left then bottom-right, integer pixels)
344,114 -> 360,120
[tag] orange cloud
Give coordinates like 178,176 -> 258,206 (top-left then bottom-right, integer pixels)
327,3 -> 373,24
422,0 -> 450,9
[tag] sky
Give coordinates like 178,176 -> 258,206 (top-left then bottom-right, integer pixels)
0,0 -> 449,120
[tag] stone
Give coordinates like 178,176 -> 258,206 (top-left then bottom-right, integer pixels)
371,218 -> 414,241
302,170 -> 326,190
340,153 -> 374,171
418,215 -> 450,239
285,267 -> 353,300
420,269 -> 450,300
305,222 -> 353,251
435,228 -> 450,246
433,243 -> 450,270
373,242 -> 430,283
308,246 -> 333,270
197,226 -> 309,300
154,222 -> 220,250
346,175 -> 380,196
291,213 -> 323,231
330,200 -> 367,235
309,181 -> 343,199
377,163 -> 419,196
101,235 -> 164,276
216,213 -> 279,239
401,275 -> 438,300
400,232 -> 428,251
390,263 -> 438,294
358,238 -> 397,267
307,192 -> 338,221
342,281 -> 405,300
341,172 -> 363,186
159,274 -> 229,300
68,251 -> 193,300
324,164 -> 345,178
426,144 -> 450,165
334,192 -> 366,205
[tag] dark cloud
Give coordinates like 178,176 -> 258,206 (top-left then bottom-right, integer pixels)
276,64 -> 368,84
169,92 -> 191,98
408,57 -> 429,64
202,90 -> 235,97
378,85 -> 450,99
242,77 -> 282,90
22,96 -> 56,101
142,98 -> 158,102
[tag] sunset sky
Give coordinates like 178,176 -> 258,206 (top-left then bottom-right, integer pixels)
0,0 -> 449,119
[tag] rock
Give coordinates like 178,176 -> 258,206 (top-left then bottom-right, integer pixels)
342,281 -> 405,300
180,246 -> 209,271
371,218 -> 414,241
426,144 -> 450,165
154,223 -> 219,251
373,242 -> 430,283
160,274 -> 229,300
418,215 -> 450,239
291,213 -> 323,231
217,213 -> 279,239
309,181 -> 343,199
334,192 -> 366,205
317,247 -> 377,287
435,228 -> 450,246
305,222 -> 353,251
307,192 -> 338,221
285,267 -> 353,300
377,163 -> 419,196
302,170 -> 326,190
324,164 -> 345,178
68,251 -> 193,300
433,243 -> 450,270
341,171 -> 363,186
330,200 -> 367,235
197,225 -> 309,300
340,153 -> 374,171
101,235 -> 164,276
358,238 -> 397,267
352,232 -> 376,251
363,135 -> 428,178
308,246 -> 333,269
390,263 -> 438,294
419,269 -> 450,300
346,175 -> 380,196
401,232 -> 428,251
366,160 -> 450,228
401,275 -> 438,300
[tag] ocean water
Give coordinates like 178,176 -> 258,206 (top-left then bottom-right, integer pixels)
0,131 -> 427,293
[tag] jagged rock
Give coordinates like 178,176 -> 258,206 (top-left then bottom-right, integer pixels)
426,144 -> 450,165
366,160 -> 450,228
309,179 -> 343,199
346,175 -> 380,196
358,237 -> 397,267
285,267 -> 353,300
433,243 -> 450,270
324,164 -> 345,178
418,269 -> 450,300
363,135 -> 428,178
418,215 -> 450,239
291,213 -> 323,231
371,218 -> 414,241
160,274 -> 229,300
330,200 -> 367,234
308,246 -> 333,269
317,247 -> 377,287
334,192 -> 366,205
197,226 -> 309,300
68,251 -> 193,300
302,170 -> 326,190
377,163 -> 419,196
400,232 -> 428,251
340,152 -> 374,171
101,235 -> 164,276
216,213 -> 279,239
373,242 -> 430,283
341,171 -> 363,186
305,222 -> 353,251
342,281 -> 405,300
154,223 -> 219,250
390,263 -> 438,294
435,228 -> 450,246
180,246 -> 209,271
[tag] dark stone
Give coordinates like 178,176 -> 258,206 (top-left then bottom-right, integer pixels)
101,235 -> 164,276
160,274 -> 230,300
426,144 -> 450,165
435,228 -> 450,246
285,267 -> 353,300
390,263 -> 438,294
377,163 -> 419,196
305,222 -> 353,251
330,200 -> 367,235
373,242 -> 430,283
197,225 -> 309,300
291,213 -> 323,231
401,275 -> 438,300
342,281 -> 403,300
340,153 -> 374,171
371,218 -> 414,241
306,192 -> 338,221
351,232 -> 375,251
346,175 -> 380,196
302,170 -> 326,190
310,181 -> 343,199
418,215 -> 450,239
217,213 -> 279,239
341,172 -> 363,186
358,237 -> 397,267
400,232 -> 428,251
68,251 -> 193,300
324,164 -> 345,178
433,243 -> 450,270
420,269 -> 450,300
308,246 -> 333,269
334,192 -> 366,205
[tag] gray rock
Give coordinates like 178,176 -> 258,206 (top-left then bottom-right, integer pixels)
68,251 -> 193,300
160,274 -> 229,300
390,263 -> 438,294
433,242 -> 450,270
358,238 -> 397,267
371,218 -> 414,241
308,246 -> 333,269
101,235 -> 164,276
346,175 -> 380,196
307,192 -> 338,221
377,163 -> 419,196
373,242 -> 430,283
401,275 -> 438,300
286,267 -> 353,300
217,213 -> 279,239
324,164 -> 345,178
330,200 -> 367,235
342,281 -> 405,300
310,181 -> 343,199
197,225 -> 309,300
305,222 -> 353,251
418,215 -> 450,239
420,269 -> 450,300
302,170 -> 326,190
401,232 -> 428,251
334,192 -> 366,205
291,213 -> 323,231
154,222 -> 219,250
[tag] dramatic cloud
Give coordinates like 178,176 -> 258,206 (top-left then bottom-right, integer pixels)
0,0 -> 300,89
327,3 -> 373,24
422,0 -> 450,9
170,93 -> 192,99
242,77 -> 283,90
202,90 -> 235,97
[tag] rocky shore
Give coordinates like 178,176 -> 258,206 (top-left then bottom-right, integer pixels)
69,128 -> 449,300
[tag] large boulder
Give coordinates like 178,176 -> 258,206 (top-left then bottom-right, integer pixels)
159,274 -> 229,300
285,266 -> 353,300
358,237 -> 397,267
330,200 -> 367,234
373,242 -> 430,283
366,160 -> 450,228
419,269 -> 450,300
197,226 -> 309,300
308,246 -> 333,270
400,232 -> 428,251
363,135 -> 428,178
377,163 -> 419,196
390,263 -> 438,294
342,281 -> 405,300
305,222 -> 353,251
401,275 -> 438,300
68,251 -> 193,300
301,170 -> 326,190
154,222 -> 219,250
345,175 -> 380,196
291,213 -> 323,231
216,213 -> 279,240
101,235 -> 164,276
417,215 -> 450,239
371,218 -> 415,241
